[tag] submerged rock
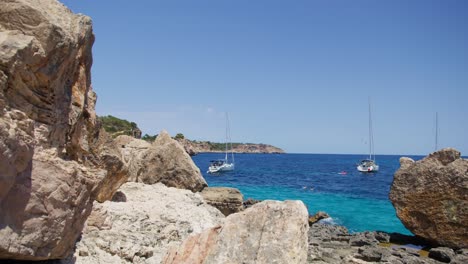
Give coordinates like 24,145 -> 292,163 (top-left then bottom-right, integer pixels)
390,148 -> 468,248
164,200 -> 309,264
200,187 -> 244,216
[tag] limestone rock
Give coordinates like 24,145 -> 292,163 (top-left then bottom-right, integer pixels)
0,152 -> 106,260
428,247 -> 455,263
200,187 -> 244,216
307,222 -> 441,264
117,131 -> 207,192
390,148 -> 468,248
91,128 -> 129,202
309,211 -> 330,225
0,0 -> 107,260
163,200 -> 309,264
243,197 -> 262,209
72,182 -> 224,264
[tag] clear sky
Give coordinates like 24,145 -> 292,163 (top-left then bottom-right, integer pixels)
61,0 -> 468,155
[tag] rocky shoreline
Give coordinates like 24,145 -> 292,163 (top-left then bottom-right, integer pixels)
0,1 -> 466,263
307,221 -> 468,263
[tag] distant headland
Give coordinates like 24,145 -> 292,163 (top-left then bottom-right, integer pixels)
99,115 -> 285,155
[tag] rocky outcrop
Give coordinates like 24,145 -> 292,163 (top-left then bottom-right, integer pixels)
390,148 -> 468,248
307,222 -> 468,263
176,138 -> 285,155
200,187 -> 244,216
163,200 -> 309,264
116,131 -> 207,192
0,0 -> 107,260
308,211 -> 330,225
70,182 -> 224,264
91,127 -> 128,203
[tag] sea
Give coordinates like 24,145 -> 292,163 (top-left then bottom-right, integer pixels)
192,153 -> 425,235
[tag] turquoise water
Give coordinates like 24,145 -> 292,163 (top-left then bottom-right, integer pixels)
193,153 -> 421,235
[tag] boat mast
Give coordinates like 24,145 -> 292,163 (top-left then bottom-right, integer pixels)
368,97 -> 373,161
225,112 -> 234,164
435,112 -> 438,152
225,112 -> 228,161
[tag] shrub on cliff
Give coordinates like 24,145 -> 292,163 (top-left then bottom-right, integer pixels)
99,115 -> 141,138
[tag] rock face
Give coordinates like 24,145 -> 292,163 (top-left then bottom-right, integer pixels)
116,131 -> 207,192
0,0 -> 107,260
163,200 -> 309,264
91,127 -> 129,203
71,182 -> 224,264
200,187 -> 244,216
390,148 -> 468,248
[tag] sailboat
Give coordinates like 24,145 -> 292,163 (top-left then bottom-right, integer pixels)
207,113 -> 235,174
357,98 -> 379,172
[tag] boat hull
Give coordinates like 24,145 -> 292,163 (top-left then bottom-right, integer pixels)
357,164 -> 379,173
207,163 -> 235,174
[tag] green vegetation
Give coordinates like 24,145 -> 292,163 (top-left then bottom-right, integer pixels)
142,134 -> 158,142
99,115 -> 139,138
174,133 -> 185,140
206,142 -> 245,151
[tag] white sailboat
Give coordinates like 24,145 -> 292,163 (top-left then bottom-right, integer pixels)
207,113 -> 235,174
357,98 -> 379,172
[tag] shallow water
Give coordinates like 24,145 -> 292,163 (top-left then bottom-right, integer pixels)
193,153 -> 422,235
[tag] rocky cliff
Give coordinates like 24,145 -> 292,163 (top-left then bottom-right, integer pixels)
0,0 -> 108,260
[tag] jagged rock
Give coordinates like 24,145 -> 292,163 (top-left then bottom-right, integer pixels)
309,211 -> 330,225
117,131 -> 207,192
132,127 -> 142,139
306,222 -> 445,263
356,246 -> 387,262
0,0 -> 106,260
390,148 -> 468,248
428,247 -> 455,263
350,231 -> 380,247
200,187 -> 244,216
71,182 -> 224,264
91,128 -> 128,202
243,197 -> 262,209
163,200 -> 309,264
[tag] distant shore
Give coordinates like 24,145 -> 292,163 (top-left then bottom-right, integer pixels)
177,138 -> 285,155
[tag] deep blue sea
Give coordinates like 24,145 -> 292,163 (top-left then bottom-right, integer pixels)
193,153 -> 425,235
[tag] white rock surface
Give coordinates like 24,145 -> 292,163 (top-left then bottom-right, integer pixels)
71,182 -> 225,264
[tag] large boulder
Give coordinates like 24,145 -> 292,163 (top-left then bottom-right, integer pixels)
0,0 -> 107,260
163,200 -> 309,264
390,148 -> 468,248
71,182 -> 224,264
116,131 -> 207,192
200,187 -> 244,216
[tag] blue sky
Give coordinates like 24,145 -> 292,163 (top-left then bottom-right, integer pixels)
62,0 -> 468,155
